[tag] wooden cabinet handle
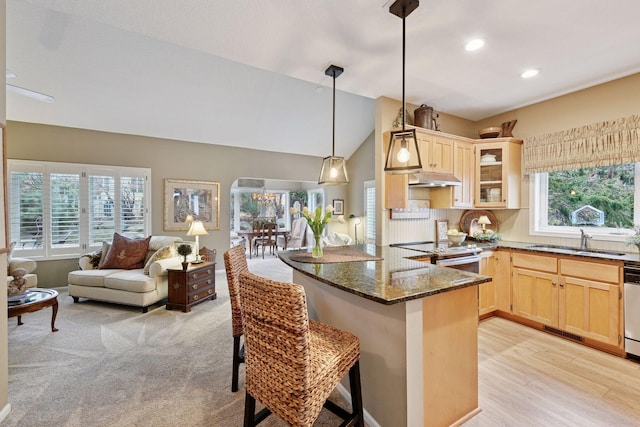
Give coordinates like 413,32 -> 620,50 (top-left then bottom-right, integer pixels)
207,289 -> 213,295
192,295 -> 199,301
192,284 -> 198,290
206,269 -> 212,274
207,279 -> 212,284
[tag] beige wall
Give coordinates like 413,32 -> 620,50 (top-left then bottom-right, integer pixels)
475,73 -> 640,251
7,121 -> 351,284
1,0 -> 9,419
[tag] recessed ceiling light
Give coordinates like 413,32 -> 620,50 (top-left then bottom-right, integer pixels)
464,39 -> 485,52
521,68 -> 540,79
6,69 -> 16,78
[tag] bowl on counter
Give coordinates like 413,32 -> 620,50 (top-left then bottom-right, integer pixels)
478,127 -> 501,139
447,232 -> 467,246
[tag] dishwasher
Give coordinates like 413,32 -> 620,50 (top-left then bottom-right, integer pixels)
624,263 -> 640,358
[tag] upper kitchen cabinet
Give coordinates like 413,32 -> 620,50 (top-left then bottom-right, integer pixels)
417,132 -> 454,174
474,138 -> 523,209
431,139 -> 474,209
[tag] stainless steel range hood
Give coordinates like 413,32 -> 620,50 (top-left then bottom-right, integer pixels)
408,171 -> 461,187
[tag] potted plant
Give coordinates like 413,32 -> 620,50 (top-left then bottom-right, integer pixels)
626,225 -> 640,253
177,243 -> 193,270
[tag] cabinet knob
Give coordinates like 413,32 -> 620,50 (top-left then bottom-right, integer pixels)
192,284 -> 198,290
552,282 -> 556,286
207,279 -> 212,284
559,282 -> 565,287
207,289 -> 213,295
207,269 -> 212,274
192,295 -> 200,301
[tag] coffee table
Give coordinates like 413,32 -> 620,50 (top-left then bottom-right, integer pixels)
8,289 -> 59,332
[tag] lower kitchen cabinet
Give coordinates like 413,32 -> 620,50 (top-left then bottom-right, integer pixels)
479,250 -> 497,316
509,251 -> 623,350
559,259 -> 622,346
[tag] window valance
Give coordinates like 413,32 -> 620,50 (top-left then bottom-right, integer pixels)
523,114 -> 640,174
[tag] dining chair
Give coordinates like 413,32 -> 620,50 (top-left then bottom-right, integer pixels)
255,222 -> 277,258
277,217 -> 307,250
223,244 -> 248,392
239,271 -> 364,427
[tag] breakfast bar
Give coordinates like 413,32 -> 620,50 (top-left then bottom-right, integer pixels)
278,245 -> 491,427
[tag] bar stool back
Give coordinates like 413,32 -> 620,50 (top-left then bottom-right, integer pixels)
239,271 -> 364,427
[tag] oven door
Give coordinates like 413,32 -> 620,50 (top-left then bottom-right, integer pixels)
435,255 -> 480,274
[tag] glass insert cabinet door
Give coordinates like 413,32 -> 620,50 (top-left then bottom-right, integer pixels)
476,143 -> 508,208
474,140 -> 522,209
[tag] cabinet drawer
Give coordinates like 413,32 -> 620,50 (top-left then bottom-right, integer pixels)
188,267 -> 214,282
559,258 -> 621,284
190,287 -> 216,303
188,276 -> 214,294
512,252 -> 557,273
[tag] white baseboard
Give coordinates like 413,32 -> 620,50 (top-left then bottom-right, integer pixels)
0,403 -> 11,423
335,383 -> 381,427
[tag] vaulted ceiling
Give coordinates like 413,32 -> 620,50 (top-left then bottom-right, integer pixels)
7,0 -> 640,158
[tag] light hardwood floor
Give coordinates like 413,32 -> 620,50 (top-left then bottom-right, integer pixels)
468,317 -> 640,426
248,256 -> 640,426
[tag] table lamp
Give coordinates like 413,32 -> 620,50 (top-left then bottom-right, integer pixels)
349,214 -> 361,244
478,215 -> 491,233
187,220 -> 208,263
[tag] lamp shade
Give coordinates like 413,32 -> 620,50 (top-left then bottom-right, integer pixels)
477,215 -> 492,225
187,220 -> 208,236
318,156 -> 349,185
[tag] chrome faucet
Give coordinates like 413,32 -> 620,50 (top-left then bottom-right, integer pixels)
580,228 -> 592,250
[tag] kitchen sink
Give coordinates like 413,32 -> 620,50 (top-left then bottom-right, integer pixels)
526,244 -> 626,257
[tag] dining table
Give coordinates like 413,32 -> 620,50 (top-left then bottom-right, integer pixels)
236,229 -> 290,259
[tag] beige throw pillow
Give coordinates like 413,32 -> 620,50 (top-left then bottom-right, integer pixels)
143,245 -> 175,275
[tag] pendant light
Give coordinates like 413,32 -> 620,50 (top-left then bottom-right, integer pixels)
384,0 -> 423,174
318,64 -> 349,185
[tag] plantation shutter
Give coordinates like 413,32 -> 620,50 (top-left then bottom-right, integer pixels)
365,181 -> 376,243
8,169 -> 44,254
50,172 -> 80,250
88,174 -> 116,245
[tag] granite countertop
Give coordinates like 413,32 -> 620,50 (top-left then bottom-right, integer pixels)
480,240 -> 640,263
278,244 -> 491,305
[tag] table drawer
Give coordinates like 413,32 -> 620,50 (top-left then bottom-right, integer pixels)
190,286 -> 216,303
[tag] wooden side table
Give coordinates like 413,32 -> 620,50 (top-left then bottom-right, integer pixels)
8,289 -> 59,332
166,262 -> 216,313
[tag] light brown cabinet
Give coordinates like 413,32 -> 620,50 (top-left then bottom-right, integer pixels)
474,138 -> 522,209
479,250 -> 497,316
558,258 -> 621,346
510,251 -> 622,349
418,133 -> 454,174
431,140 -> 474,209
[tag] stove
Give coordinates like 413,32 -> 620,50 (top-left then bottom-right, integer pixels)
389,241 -> 482,258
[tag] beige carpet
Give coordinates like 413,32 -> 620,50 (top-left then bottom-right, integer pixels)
6,257 -> 351,427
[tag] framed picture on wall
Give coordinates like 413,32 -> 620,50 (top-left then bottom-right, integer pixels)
333,199 -> 344,215
164,179 -> 220,231
435,219 -> 449,244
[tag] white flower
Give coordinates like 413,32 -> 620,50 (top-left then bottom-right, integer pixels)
309,212 -> 316,219
326,205 -> 334,213
289,207 -> 299,214
335,215 -> 346,223
302,207 -> 309,214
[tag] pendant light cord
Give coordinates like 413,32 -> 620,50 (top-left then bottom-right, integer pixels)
332,69 -> 336,156
401,9 -> 406,131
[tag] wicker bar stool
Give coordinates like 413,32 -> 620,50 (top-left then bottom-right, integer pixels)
223,244 -> 248,392
239,271 -> 364,427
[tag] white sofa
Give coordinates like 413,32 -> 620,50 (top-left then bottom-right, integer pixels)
7,257 -> 38,288
68,236 -> 184,313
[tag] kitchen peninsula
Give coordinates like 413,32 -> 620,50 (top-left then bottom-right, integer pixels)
278,245 -> 491,427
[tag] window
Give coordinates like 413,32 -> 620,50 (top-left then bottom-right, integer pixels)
8,160 -> 150,259
531,163 -> 640,239
230,188 -> 292,232
364,180 -> 376,243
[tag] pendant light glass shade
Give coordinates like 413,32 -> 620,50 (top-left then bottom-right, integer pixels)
318,64 -> 349,185
384,129 -> 422,174
319,155 -> 349,184
384,0 -> 422,174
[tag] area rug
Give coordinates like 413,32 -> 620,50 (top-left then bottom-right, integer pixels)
5,264 -> 353,426
289,247 -> 383,264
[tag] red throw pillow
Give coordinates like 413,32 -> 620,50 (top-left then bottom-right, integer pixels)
100,233 -> 152,270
